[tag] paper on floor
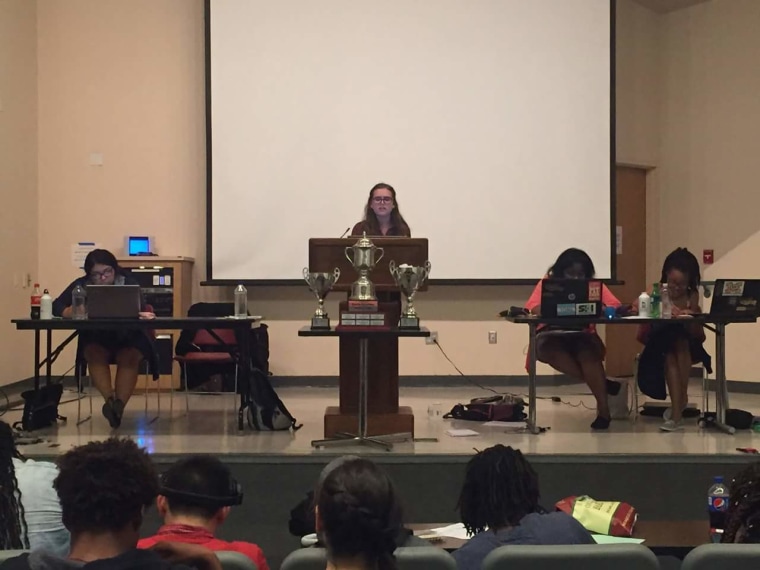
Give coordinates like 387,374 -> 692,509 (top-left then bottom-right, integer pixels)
445,429 -> 480,437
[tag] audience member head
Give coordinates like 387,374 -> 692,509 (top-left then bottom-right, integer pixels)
363,182 -> 410,236
157,455 -> 242,530
84,248 -> 121,285
547,248 -> 595,280
660,247 -> 701,298
316,457 -> 402,570
457,444 -> 540,535
0,420 -> 28,549
723,462 -> 760,543
54,438 -> 159,547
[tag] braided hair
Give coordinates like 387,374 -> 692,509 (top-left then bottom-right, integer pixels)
317,457 -> 402,570
660,247 -> 701,293
457,445 -> 540,535
722,462 -> 760,543
0,421 -> 29,549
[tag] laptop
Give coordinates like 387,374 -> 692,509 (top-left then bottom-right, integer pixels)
709,279 -> 760,321
540,278 -> 604,318
87,285 -> 142,319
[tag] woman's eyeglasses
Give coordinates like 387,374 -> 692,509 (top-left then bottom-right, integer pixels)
90,267 -> 114,280
372,196 -> 393,204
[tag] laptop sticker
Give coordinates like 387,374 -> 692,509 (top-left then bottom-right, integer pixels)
557,304 -> 576,316
576,303 -> 597,315
588,281 -> 602,302
722,281 -> 745,296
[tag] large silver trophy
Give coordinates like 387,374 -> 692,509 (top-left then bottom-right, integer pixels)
389,260 -> 431,329
344,233 -> 384,301
303,267 -> 341,329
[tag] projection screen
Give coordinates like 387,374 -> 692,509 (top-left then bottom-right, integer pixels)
207,0 -> 614,282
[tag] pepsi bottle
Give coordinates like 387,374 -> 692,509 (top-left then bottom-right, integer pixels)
708,476 -> 729,538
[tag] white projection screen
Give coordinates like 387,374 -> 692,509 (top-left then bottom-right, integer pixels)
207,0 -> 614,282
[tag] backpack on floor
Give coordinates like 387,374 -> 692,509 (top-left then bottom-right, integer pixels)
246,367 -> 301,431
443,394 -> 526,422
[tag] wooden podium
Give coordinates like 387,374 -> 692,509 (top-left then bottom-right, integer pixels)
308,238 -> 429,437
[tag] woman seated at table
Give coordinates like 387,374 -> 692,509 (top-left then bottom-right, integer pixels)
316,457 -> 404,570
351,182 -> 411,237
52,249 -> 156,428
525,248 -> 622,430
453,445 -> 593,570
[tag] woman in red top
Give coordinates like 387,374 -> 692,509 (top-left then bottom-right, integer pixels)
525,248 -> 621,430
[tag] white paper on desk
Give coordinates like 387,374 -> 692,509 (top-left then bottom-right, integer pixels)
446,429 -> 479,437
592,534 -> 644,545
482,421 -> 527,430
426,523 -> 471,540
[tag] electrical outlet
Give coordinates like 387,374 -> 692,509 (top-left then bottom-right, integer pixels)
426,331 -> 438,345
488,331 -> 498,344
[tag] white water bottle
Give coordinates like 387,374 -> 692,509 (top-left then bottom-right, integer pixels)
638,291 -> 651,318
661,283 -> 672,319
40,289 -> 53,320
234,284 -> 248,318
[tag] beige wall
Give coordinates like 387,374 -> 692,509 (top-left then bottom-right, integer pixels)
0,0 -> 38,385
24,0 -> 760,382
658,0 -> 760,381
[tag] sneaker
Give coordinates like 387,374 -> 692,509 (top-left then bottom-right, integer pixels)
660,419 -> 683,432
663,406 -> 686,421
102,397 -> 122,429
608,381 -> 629,420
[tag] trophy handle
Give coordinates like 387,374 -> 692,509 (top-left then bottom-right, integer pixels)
344,247 -> 353,264
375,247 -> 384,264
388,260 -> 397,275
332,267 -> 341,282
302,267 -> 311,282
423,260 -> 432,281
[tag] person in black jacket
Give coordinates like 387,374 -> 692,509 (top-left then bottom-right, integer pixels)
52,249 -> 156,428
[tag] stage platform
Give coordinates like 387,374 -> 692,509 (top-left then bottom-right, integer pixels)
5,381 -> 759,567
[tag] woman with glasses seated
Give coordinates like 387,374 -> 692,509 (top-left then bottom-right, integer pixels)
351,182 -> 411,237
52,249 -> 156,428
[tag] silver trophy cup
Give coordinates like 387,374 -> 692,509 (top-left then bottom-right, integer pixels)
389,260 -> 431,329
345,233 -> 384,301
303,267 -> 341,329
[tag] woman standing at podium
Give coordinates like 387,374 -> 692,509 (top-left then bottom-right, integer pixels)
52,249 -> 156,429
351,182 -> 411,237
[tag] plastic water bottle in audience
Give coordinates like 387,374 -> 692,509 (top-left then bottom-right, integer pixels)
708,476 -> 729,542
234,284 -> 248,318
638,292 -> 651,317
40,289 -> 53,320
71,284 -> 87,320
661,284 -> 672,319
650,283 -> 661,318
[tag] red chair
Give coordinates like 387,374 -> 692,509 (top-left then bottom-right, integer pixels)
172,328 -> 239,414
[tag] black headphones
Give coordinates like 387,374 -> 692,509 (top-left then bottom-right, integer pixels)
159,471 -> 244,508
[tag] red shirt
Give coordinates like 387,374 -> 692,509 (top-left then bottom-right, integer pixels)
138,524 -> 269,570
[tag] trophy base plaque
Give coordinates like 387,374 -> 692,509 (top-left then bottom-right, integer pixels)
310,316 -> 331,330
348,299 -> 379,313
339,312 -> 388,328
398,315 -> 420,330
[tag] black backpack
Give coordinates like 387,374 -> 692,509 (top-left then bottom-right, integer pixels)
246,366 -> 301,431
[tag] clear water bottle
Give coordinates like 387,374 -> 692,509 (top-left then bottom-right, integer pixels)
708,476 -> 730,538
234,284 -> 248,318
71,284 -> 87,320
651,282 -> 661,318
638,291 -> 651,318
661,284 -> 672,319
40,289 -> 53,320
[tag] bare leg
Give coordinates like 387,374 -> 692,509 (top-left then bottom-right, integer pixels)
114,347 -> 142,406
576,340 -> 610,420
666,337 -> 692,422
535,336 -> 584,377
83,344 -> 113,401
